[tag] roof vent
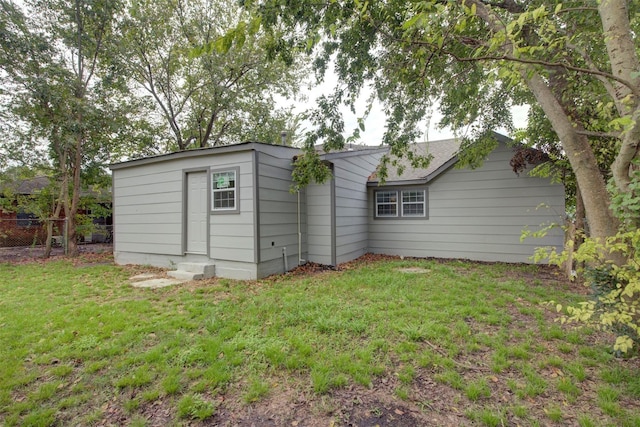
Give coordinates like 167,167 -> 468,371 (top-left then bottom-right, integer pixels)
280,130 -> 287,146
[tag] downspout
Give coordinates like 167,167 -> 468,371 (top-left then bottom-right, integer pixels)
297,190 -> 305,265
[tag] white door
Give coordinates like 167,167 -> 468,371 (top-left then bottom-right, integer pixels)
186,171 -> 208,254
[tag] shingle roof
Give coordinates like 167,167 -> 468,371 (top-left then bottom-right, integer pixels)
0,176 -> 111,200
368,138 -> 462,184
1,176 -> 50,195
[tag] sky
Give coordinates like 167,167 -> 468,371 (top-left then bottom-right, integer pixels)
290,64 -> 529,146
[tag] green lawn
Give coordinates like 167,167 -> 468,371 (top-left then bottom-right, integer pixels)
1,255 -> 639,426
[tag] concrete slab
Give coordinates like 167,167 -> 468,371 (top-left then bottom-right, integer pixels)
130,278 -> 185,289
397,267 -> 431,274
129,273 -> 159,282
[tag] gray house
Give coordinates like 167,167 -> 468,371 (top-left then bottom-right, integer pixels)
367,136 -> 564,263
110,134 -> 564,279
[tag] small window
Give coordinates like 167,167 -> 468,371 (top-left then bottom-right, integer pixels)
375,188 -> 428,219
402,190 -> 426,217
211,169 -> 237,211
17,211 -> 39,227
375,191 -> 398,217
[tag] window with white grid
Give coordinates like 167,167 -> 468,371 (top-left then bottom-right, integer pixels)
401,190 -> 426,217
374,188 -> 428,219
375,191 -> 398,217
211,169 -> 237,211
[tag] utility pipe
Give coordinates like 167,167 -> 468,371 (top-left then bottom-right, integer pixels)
297,190 -> 305,265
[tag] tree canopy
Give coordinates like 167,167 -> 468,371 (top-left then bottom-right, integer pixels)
115,0 -> 305,151
244,0 -> 640,244
0,0 -> 307,255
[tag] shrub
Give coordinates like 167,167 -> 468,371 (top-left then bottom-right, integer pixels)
540,229 -> 640,354
531,170 -> 640,355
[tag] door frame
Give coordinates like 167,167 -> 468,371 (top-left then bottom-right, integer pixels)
182,168 -> 210,256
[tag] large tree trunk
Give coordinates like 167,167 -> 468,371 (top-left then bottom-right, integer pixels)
525,73 -> 619,242
599,0 -> 640,194
66,133 -> 84,257
470,0 -> 620,244
44,150 -> 67,258
44,202 -> 63,258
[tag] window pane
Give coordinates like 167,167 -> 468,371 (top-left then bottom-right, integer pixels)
212,170 -> 237,210
402,191 -> 424,203
376,191 -> 397,203
401,190 -> 426,217
375,191 -> 398,217
403,203 -> 424,215
377,204 -> 397,216
214,190 -> 235,209
212,171 -> 236,190
17,211 -> 38,227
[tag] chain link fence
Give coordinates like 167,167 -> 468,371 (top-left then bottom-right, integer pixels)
0,218 -> 113,248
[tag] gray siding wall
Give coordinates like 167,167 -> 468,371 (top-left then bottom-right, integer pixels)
333,152 -> 386,264
113,151 -> 255,263
209,152 -> 255,263
257,151 -> 306,274
306,182 -> 332,265
114,166 -> 183,256
368,143 -> 565,263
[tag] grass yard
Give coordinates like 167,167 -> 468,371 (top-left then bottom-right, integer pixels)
1,253 -> 639,426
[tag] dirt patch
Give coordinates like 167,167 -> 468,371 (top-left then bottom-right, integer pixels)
185,374 -> 470,426
0,243 -> 114,265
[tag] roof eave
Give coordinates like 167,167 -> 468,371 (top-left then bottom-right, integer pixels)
319,146 -> 388,161
367,153 -> 460,187
110,142 -> 300,170
367,178 -> 428,187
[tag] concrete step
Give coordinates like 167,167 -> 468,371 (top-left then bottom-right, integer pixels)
167,262 -> 215,281
167,270 -> 204,281
176,262 -> 216,276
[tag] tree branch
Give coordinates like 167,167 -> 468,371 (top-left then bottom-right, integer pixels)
408,38 -> 640,99
555,7 -> 599,15
575,129 -> 621,139
565,41 -> 623,116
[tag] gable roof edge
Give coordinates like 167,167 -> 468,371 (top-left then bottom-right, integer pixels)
110,142 -> 301,170
319,146 -> 388,161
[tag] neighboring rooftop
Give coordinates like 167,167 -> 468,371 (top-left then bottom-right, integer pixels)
5,176 -> 51,194
0,176 -> 111,200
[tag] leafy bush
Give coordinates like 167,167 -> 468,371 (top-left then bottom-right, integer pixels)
540,229 -> 640,354
534,184 -> 640,353
532,172 -> 640,354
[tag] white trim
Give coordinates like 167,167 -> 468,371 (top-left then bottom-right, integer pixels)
375,190 -> 399,217
401,190 -> 426,217
211,168 -> 238,212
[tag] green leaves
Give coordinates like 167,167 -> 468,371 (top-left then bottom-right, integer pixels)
290,149 -> 332,190
120,0 -> 305,150
541,226 -> 640,353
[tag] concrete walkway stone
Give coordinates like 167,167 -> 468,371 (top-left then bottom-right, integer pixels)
129,273 -> 159,282
130,278 -> 185,289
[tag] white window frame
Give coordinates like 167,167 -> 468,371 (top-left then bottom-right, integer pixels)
401,190 -> 426,217
211,168 -> 239,213
374,187 -> 428,219
375,190 -> 399,217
